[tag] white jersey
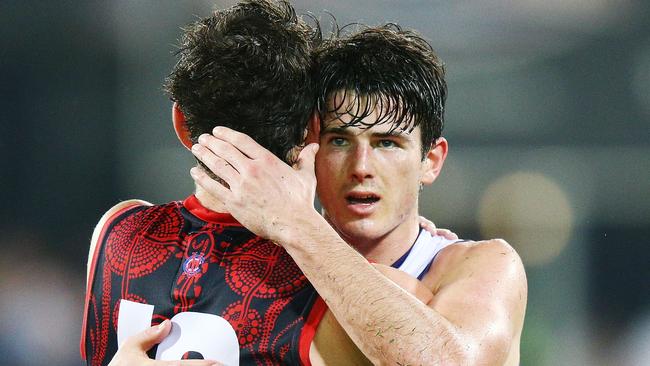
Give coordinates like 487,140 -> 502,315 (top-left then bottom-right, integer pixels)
396,230 -> 461,279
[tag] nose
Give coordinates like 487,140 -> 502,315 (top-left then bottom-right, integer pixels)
349,144 -> 374,183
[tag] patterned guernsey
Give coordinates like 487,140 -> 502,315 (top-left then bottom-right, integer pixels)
81,195 -> 319,365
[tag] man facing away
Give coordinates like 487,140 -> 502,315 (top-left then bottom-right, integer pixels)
190,24 -> 528,365
81,1 -> 322,365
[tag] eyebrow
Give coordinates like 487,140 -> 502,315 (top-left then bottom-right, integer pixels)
320,127 -> 353,136
321,126 -> 411,139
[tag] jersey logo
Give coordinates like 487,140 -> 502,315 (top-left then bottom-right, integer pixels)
183,252 -> 206,277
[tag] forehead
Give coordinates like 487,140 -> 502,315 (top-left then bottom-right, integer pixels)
321,90 -> 420,136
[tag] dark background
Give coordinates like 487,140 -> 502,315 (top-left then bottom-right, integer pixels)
1,1 -> 648,365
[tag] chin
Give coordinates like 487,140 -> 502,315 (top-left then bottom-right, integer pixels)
337,219 -> 384,242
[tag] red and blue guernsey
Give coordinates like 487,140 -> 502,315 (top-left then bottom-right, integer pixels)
81,196 -> 320,365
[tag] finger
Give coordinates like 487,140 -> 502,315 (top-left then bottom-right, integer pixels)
191,144 -> 239,186
295,143 -> 319,174
419,216 -> 437,230
190,167 -> 233,199
437,229 -> 459,240
122,319 -> 172,352
198,134 -> 249,172
211,126 -> 268,160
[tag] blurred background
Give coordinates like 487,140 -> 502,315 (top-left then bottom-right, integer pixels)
1,0 -> 648,365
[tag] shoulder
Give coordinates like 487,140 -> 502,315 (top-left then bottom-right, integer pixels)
86,199 -> 153,280
423,239 -> 527,362
424,238 -> 527,303
96,199 -> 153,228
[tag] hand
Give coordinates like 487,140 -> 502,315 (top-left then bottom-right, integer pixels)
418,216 -> 458,241
108,320 -> 220,366
190,127 -> 319,243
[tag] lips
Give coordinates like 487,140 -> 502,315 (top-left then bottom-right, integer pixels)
344,191 -> 380,215
346,192 -> 380,204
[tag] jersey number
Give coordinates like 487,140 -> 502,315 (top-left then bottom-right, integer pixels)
117,299 -> 239,365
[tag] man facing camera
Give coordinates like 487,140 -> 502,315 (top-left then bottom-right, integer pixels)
191,24 -> 527,365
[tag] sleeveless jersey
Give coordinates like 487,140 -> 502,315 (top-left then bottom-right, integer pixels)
81,196 -> 319,365
393,229 -> 461,279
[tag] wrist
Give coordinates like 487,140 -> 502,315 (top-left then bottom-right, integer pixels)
274,208 -> 329,250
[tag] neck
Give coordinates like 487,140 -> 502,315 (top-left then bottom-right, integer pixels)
330,214 -> 421,266
194,184 -> 229,213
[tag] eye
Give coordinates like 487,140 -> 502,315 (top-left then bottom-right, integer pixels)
330,137 -> 348,147
377,139 -> 397,148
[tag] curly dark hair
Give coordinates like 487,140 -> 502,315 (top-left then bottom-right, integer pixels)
165,0 -> 319,164
313,24 -> 447,157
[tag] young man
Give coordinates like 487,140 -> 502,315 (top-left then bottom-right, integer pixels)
190,25 -> 528,365
81,1 -> 321,365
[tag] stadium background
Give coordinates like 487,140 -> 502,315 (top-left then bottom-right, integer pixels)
0,1 -> 648,364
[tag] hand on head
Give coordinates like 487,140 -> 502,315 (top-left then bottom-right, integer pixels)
190,126 -> 320,243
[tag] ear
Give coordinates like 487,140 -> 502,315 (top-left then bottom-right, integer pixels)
304,111 -> 321,144
172,102 -> 193,150
420,137 -> 448,186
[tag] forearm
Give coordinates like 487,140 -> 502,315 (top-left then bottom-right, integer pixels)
281,213 -> 469,365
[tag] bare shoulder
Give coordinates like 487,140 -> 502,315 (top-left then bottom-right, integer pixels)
423,239 -> 527,364
86,199 -> 153,280
424,238 -> 526,291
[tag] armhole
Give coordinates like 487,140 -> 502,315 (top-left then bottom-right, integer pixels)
298,295 -> 329,366
79,199 -> 151,360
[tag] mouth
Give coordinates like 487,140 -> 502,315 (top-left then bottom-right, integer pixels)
345,192 -> 381,206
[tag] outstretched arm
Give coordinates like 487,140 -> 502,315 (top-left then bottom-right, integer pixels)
191,127 -> 527,365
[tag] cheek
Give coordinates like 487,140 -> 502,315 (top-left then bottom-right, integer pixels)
387,166 -> 422,206
315,151 -> 345,178
315,155 -> 340,198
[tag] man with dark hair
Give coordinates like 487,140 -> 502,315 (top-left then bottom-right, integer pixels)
81,1 -> 322,365
191,24 -> 527,365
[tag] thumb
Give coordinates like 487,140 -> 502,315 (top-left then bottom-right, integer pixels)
122,319 -> 172,352
295,143 -> 319,173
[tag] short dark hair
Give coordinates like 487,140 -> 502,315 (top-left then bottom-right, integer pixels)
165,0 -> 319,164
314,24 -> 447,157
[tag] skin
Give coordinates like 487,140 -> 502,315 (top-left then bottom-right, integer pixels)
88,123 -> 457,365
107,320 -> 220,366
93,207 -> 457,365
100,98 -> 524,365
189,101 -> 527,365
313,110 -> 444,264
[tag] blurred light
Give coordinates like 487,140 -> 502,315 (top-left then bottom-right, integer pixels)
615,310 -> 650,366
0,229 -> 82,365
477,172 -> 574,266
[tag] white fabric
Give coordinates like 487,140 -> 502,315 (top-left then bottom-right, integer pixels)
396,230 -> 460,278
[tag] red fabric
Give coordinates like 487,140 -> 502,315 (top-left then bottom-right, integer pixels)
183,195 -> 241,226
80,202 -> 142,360
298,296 -> 328,365
83,197 -> 314,365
